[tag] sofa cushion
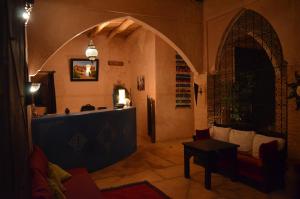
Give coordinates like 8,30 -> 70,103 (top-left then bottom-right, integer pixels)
30,145 -> 49,178
48,162 -> 72,193
49,162 -> 72,182
229,129 -> 255,153
259,140 -> 278,160
195,129 -> 210,140
32,170 -> 53,199
64,168 -> 103,199
47,178 -> 66,199
252,134 -> 285,158
210,126 -> 231,142
237,153 -> 264,183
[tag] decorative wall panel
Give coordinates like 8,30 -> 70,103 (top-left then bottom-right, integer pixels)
32,108 -> 137,172
176,54 -> 192,108
208,9 -> 287,134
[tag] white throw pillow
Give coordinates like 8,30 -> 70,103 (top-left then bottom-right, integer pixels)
252,134 -> 285,158
211,126 -> 231,142
229,129 -> 256,153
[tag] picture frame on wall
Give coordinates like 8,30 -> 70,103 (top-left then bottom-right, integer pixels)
137,75 -> 145,91
70,59 -> 99,81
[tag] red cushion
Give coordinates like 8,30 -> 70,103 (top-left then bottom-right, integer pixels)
64,168 -> 103,199
30,145 -> 49,178
237,153 -> 264,182
259,140 -> 278,160
31,170 -> 53,199
195,129 -> 210,140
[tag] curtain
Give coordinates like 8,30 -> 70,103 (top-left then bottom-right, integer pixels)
0,0 -> 30,198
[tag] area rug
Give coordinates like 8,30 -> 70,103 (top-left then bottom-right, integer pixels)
101,181 -> 171,199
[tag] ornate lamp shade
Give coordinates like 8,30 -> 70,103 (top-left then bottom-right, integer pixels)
85,40 -> 98,60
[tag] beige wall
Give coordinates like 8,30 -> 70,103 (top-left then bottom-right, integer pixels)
41,27 -> 195,142
155,36 -> 194,141
42,34 -> 131,113
27,0 -> 203,75
126,29 -> 156,140
203,0 -> 300,160
194,73 -> 207,130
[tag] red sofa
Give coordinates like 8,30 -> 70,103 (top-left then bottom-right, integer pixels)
193,128 -> 286,192
30,146 -> 103,199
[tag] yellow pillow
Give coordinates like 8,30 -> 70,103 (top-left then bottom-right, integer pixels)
48,162 -> 72,182
47,178 -> 66,199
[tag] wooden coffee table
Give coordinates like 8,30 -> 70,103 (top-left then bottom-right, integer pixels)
183,139 -> 239,190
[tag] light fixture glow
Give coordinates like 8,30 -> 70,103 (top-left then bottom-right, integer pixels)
29,83 -> 41,93
23,3 -> 33,25
118,89 -> 126,105
22,12 -> 30,20
85,40 -> 98,61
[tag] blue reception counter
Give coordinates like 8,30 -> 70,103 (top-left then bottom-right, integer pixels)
32,107 -> 137,172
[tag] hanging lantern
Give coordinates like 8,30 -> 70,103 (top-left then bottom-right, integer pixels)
85,40 -> 98,60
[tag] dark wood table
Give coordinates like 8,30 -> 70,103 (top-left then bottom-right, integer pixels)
183,139 -> 239,190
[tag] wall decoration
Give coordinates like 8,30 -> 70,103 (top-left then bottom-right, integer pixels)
176,53 -> 191,108
208,10 -> 287,134
108,60 -> 124,66
288,71 -> 300,110
70,59 -> 99,81
137,75 -> 145,91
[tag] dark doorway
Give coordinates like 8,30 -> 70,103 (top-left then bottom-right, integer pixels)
234,47 -> 275,129
147,96 -> 156,143
31,71 -> 57,113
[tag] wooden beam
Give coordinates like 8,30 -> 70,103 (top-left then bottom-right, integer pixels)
107,19 -> 135,39
87,22 -> 110,38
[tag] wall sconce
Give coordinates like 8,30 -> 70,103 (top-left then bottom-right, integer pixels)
29,83 -> 41,94
194,83 -> 203,105
85,40 -> 98,61
25,82 -> 41,106
199,87 -> 203,95
23,1 -> 34,25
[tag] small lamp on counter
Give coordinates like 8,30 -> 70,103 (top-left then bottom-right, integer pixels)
115,89 -> 126,108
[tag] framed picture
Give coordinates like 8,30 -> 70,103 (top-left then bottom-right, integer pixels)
137,75 -> 145,91
70,59 -> 99,81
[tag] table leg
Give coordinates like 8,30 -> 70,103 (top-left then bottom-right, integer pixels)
230,148 -> 238,181
204,164 -> 212,189
184,148 -> 191,178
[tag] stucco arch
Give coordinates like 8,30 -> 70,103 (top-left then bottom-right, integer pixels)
30,16 -> 198,76
215,9 -> 285,74
208,9 -> 287,133
27,0 -> 202,76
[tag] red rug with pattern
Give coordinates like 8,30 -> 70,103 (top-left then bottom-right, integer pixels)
101,181 -> 171,199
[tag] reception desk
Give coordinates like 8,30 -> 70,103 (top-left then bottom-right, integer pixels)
32,107 -> 137,172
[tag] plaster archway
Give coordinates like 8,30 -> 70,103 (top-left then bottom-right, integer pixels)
30,16 -> 197,77
208,9 -> 287,133
27,0 -> 202,76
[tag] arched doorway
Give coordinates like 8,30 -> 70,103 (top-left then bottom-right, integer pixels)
208,9 -> 287,133
32,16 -> 195,143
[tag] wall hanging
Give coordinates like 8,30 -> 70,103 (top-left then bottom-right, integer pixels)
137,75 -> 145,91
70,59 -> 99,81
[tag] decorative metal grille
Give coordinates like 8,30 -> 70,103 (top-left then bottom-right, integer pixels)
208,9 -> 287,134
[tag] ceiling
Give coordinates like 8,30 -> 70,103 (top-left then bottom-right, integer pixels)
86,18 -> 141,39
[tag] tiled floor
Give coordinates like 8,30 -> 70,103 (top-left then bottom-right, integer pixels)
91,137 -> 296,199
